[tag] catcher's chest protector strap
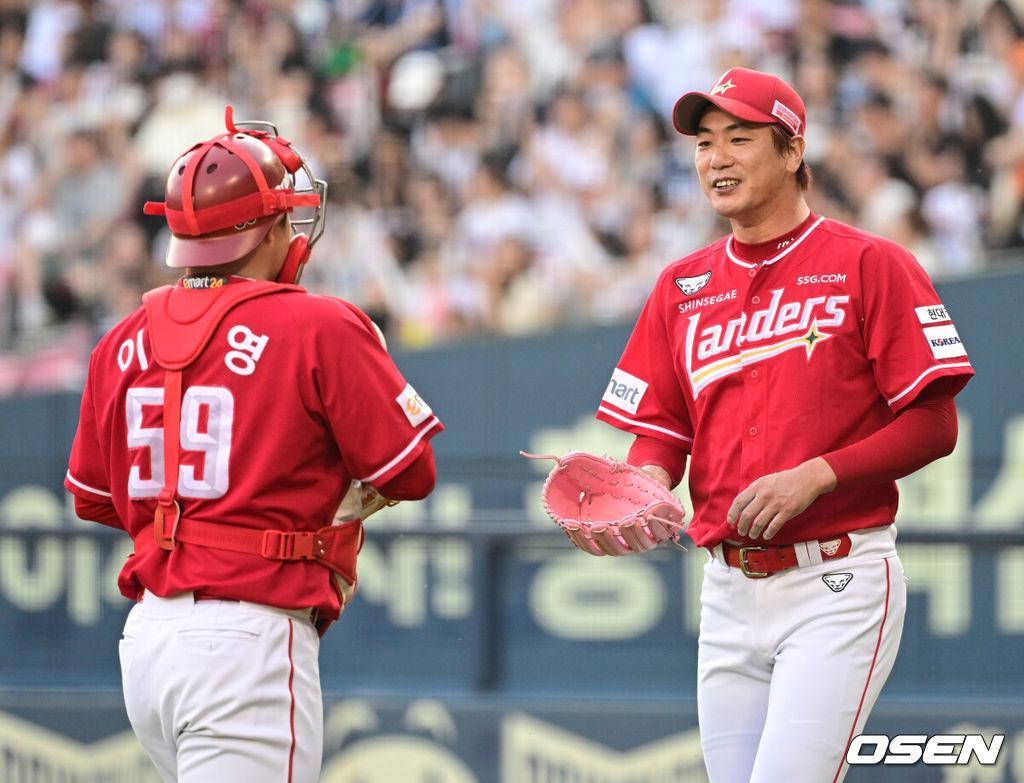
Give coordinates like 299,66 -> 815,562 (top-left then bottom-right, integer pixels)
141,282 -> 363,588
142,280 -> 302,369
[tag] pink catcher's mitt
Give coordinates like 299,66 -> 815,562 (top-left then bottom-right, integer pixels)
522,451 -> 688,556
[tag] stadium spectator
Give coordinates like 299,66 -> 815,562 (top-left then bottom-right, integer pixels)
2,0 -> 1024,395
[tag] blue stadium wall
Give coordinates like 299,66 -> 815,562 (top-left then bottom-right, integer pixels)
0,267 -> 1022,782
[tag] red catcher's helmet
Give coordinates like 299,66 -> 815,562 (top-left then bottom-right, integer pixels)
144,106 -> 326,269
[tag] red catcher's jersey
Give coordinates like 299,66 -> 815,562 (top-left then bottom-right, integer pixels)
65,281 -> 443,622
596,216 -> 974,548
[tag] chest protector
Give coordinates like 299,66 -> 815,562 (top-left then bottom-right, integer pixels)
140,281 -> 364,608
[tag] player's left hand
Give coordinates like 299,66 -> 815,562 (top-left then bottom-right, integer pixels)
727,457 -> 837,540
334,480 -> 398,523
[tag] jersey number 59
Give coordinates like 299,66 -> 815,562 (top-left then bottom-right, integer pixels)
125,386 -> 234,499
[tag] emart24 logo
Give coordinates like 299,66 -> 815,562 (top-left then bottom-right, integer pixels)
847,733 -> 1004,766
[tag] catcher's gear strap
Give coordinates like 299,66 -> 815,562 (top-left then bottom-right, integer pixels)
146,514 -> 364,587
275,233 -> 311,285
142,280 -> 302,369
143,107 -> 319,236
154,366 -> 184,550
146,187 -> 320,237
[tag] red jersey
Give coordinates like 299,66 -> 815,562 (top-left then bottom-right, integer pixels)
596,216 -> 973,548
65,278 -> 443,623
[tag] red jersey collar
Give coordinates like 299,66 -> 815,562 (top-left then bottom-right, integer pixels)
726,213 -> 824,268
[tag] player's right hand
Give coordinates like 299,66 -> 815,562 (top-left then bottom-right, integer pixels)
727,457 -> 837,540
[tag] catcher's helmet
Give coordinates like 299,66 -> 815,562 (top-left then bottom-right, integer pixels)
144,106 -> 326,270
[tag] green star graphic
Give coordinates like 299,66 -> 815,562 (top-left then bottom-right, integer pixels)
711,79 -> 737,96
801,323 -> 830,358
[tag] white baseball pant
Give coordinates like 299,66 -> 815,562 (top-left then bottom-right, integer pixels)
697,525 -> 907,783
119,591 -> 323,783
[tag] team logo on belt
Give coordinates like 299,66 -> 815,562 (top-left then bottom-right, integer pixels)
822,573 -> 853,592
820,538 -> 843,556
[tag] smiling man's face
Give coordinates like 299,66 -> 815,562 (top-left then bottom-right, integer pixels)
694,107 -> 802,228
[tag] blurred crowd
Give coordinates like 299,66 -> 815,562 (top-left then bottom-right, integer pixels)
1,0 -> 1023,395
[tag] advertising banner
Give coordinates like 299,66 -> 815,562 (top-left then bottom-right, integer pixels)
0,270 -> 1022,781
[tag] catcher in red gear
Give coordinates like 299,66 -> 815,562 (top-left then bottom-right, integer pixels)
65,106 -> 444,783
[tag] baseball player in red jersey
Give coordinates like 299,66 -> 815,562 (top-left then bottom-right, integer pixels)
64,107 -> 443,782
593,69 -> 974,782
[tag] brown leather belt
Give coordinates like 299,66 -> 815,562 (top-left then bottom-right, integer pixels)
193,590 -> 239,602
138,590 -> 239,603
720,534 -> 852,578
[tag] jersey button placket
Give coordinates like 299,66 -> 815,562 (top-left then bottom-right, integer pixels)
739,269 -> 769,481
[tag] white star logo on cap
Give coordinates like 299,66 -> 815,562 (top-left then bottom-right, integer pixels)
711,78 -> 737,96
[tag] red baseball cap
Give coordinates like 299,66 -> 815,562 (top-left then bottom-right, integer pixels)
672,67 -> 806,137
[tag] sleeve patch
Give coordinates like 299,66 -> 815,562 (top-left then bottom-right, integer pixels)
397,383 -> 432,426
915,304 -> 950,324
923,324 -> 967,359
601,368 -> 648,415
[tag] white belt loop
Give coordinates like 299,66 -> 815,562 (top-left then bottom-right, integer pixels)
793,540 -> 824,568
138,589 -> 198,618
141,589 -> 196,604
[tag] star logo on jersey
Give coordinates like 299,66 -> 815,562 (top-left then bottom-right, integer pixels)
711,78 -> 737,96
822,573 -> 853,593
800,322 -> 831,358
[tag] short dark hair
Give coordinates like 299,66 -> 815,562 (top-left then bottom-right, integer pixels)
770,124 -> 812,191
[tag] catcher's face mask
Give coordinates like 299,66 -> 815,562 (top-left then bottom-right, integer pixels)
144,106 -> 327,279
